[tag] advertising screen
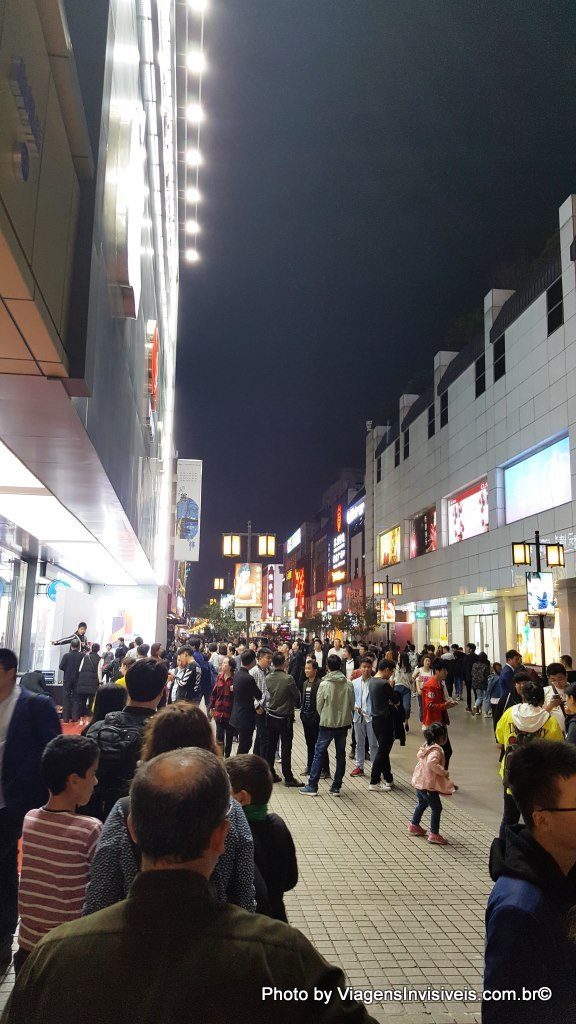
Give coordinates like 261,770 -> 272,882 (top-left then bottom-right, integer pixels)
505,436 -> 572,525
286,528 -> 301,554
410,508 -> 437,558
378,526 -> 401,567
526,572 -> 555,615
448,479 -> 488,545
234,563 -> 263,608
174,459 -> 202,562
380,599 -> 396,624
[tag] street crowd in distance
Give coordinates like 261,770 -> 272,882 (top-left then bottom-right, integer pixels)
2,627 -> 576,1021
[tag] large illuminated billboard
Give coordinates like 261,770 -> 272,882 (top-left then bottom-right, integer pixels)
526,572 -> 555,615
234,563 -> 263,607
448,479 -> 488,545
505,436 -> 571,525
410,508 -> 437,558
378,526 -> 401,567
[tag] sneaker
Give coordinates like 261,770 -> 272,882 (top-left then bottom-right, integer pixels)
428,832 -> 448,845
348,751 -> 355,760
320,771 -> 331,780
328,788 -> 341,797
299,785 -> 318,796
408,823 -> 427,836
381,782 -> 393,792
368,783 -> 380,791
350,767 -> 364,777
285,778 -> 305,788
300,770 -> 310,776
465,707 -> 472,714
484,712 -> 492,718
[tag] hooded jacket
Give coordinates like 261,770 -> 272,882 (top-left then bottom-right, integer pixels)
484,825 -> 576,1024
411,743 -> 455,795
495,703 -> 563,781
315,671 -> 354,729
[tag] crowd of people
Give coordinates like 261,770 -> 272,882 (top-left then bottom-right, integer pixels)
3,626 -> 576,1020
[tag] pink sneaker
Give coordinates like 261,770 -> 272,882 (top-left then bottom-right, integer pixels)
428,832 -> 448,846
408,823 -> 426,836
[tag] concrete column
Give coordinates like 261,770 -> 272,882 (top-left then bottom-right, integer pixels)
19,556 -> 38,672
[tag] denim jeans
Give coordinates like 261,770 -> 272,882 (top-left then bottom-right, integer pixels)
412,789 -> 442,834
353,716 -> 378,768
454,675 -> 462,699
302,718 -> 329,774
394,684 -> 411,722
474,688 -> 485,709
308,726 -> 348,791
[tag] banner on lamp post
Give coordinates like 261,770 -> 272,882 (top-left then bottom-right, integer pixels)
174,460 -> 202,562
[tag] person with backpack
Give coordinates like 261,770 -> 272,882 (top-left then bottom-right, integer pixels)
470,651 -> 490,716
495,680 -> 563,840
75,644 -> 101,722
85,658 -> 168,822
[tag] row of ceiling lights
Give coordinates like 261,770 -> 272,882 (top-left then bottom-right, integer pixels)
185,0 -> 207,264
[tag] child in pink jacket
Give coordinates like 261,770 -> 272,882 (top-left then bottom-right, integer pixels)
408,722 -> 457,845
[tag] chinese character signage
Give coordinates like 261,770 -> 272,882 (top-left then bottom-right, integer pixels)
174,460 -> 202,562
295,567 -> 305,615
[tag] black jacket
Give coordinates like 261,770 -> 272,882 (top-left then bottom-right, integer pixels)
484,825 -> 576,1023
77,652 -> 101,696
229,669 -> 262,731
2,688 -> 61,823
300,679 -> 322,722
59,650 -> 83,689
462,652 -> 477,683
288,651 -> 305,690
249,812 -> 298,923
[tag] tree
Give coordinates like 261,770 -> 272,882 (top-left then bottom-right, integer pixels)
300,613 -> 324,636
195,600 -> 239,640
346,593 -> 379,637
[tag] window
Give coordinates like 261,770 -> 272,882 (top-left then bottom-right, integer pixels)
376,456 -> 381,483
547,278 -> 564,335
493,334 -> 505,382
440,390 -> 448,427
475,354 -> 486,398
403,428 -> 410,460
394,438 -> 400,468
427,403 -> 435,439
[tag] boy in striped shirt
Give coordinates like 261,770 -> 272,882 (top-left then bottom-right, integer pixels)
15,735 -> 102,974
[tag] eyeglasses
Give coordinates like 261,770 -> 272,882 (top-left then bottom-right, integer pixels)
538,807 -> 576,813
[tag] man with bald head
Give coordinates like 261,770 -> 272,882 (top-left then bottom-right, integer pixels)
3,749 -> 376,1024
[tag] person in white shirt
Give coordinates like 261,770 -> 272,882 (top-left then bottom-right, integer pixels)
312,639 -> 324,670
543,662 -> 569,734
350,657 -> 378,777
328,638 -> 345,663
250,647 -> 273,758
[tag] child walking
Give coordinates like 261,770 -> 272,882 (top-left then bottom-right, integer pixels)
408,722 -> 457,846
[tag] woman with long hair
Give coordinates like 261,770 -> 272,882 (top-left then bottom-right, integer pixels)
83,703 -> 255,916
210,656 -> 236,757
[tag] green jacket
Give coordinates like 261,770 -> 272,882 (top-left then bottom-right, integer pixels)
316,671 -> 355,728
2,870 -> 376,1024
265,669 -> 301,717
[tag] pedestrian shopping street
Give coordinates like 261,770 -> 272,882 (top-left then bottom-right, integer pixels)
0,702 -> 501,1023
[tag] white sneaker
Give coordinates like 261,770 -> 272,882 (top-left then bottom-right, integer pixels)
368,783 -> 380,791
381,782 -> 393,792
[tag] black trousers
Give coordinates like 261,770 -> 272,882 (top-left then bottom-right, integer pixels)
302,718 -> 329,774
370,715 -> 395,784
236,727 -> 254,754
253,713 -> 268,758
0,811 -> 21,960
74,693 -> 94,719
62,683 -> 77,722
216,720 -> 235,757
266,715 -> 295,782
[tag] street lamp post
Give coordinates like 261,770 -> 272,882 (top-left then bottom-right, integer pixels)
222,522 -> 276,641
511,529 -> 564,680
374,576 -> 403,645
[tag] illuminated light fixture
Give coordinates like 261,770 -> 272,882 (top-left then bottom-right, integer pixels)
187,50 -> 206,74
186,186 -> 201,203
185,249 -> 200,263
392,582 -> 403,597
186,148 -> 203,167
546,543 -> 565,568
115,44 -> 140,65
373,582 -> 384,596
258,535 -> 276,557
189,0 -> 208,11
186,219 -> 200,234
209,598 -> 217,606
214,577 -> 224,590
512,542 -> 531,566
186,103 -> 205,123
223,534 -> 241,557
317,601 -> 324,611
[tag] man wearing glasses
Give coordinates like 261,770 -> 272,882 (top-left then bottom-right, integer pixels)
484,741 -> 576,1022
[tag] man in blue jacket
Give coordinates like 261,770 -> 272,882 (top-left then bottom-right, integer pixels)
0,649 -> 61,970
484,741 -> 576,1022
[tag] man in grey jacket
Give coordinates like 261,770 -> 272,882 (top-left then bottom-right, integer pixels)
264,652 -> 302,788
299,655 -> 354,798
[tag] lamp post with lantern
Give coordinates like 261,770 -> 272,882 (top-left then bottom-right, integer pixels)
511,529 -> 564,680
373,576 -> 403,645
221,522 -> 276,640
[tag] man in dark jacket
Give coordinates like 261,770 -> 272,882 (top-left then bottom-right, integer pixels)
484,740 -> 576,1022
264,653 -> 302,787
461,642 -> 478,712
230,651 -> 261,754
0,648 -> 61,969
497,649 -> 522,701
288,641 -> 305,694
59,639 -> 84,722
51,622 -> 88,652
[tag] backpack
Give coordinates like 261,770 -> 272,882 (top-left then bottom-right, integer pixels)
502,723 -> 546,787
89,713 -> 144,791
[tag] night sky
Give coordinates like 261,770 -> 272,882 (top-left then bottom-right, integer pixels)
175,0 -> 576,610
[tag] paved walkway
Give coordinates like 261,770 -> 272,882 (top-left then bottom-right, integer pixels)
0,702 -> 504,1023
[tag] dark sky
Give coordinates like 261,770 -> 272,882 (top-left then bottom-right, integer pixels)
176,0 -> 576,610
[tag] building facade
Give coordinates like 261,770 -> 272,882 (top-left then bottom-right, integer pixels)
366,195 -> 576,668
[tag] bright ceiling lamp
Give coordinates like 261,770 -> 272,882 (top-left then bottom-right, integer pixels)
0,441 -> 45,490
185,249 -> 200,263
189,0 -> 208,12
186,148 -> 203,167
48,542 -> 137,586
187,50 -> 206,74
186,186 -> 201,203
186,219 -> 200,234
186,103 -> 205,124
0,494 -> 95,543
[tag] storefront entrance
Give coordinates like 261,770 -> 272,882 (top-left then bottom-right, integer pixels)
465,611 -> 499,660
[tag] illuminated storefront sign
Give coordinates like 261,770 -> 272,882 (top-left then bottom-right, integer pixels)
331,570 -> 346,583
331,532 -> 346,573
267,565 -> 275,618
346,500 -> 365,526
448,479 -> 488,545
286,528 -> 302,554
295,567 -> 305,614
505,436 -> 571,525
335,504 -> 343,533
410,507 -> 437,558
327,586 -> 343,612
378,526 -> 401,567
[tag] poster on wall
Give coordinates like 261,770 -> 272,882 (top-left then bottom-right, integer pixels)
380,599 -> 396,623
505,436 -> 572,525
410,508 -> 437,558
174,460 -> 202,562
234,563 -> 263,608
378,526 -> 401,567
526,572 -> 555,615
448,479 -> 488,544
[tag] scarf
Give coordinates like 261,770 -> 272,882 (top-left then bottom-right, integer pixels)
244,803 -> 268,822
